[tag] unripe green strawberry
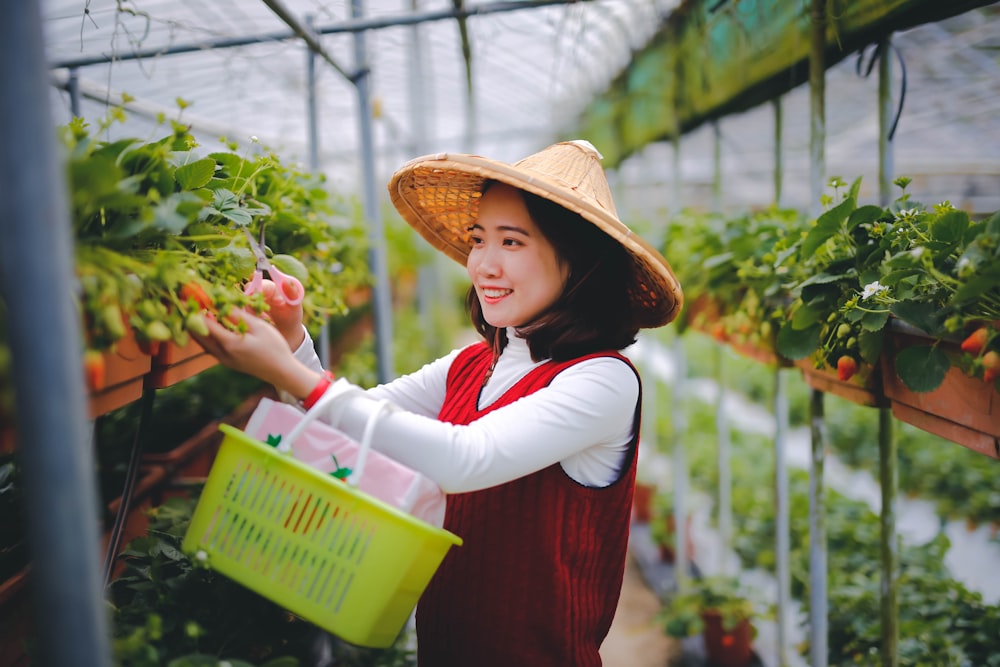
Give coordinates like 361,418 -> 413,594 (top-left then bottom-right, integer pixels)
185,312 -> 209,337
102,304 -> 126,340
145,320 -> 172,342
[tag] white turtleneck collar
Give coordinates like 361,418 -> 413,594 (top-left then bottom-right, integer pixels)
479,328 -> 548,409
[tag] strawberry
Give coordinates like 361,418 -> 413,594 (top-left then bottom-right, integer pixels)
179,282 -> 213,311
83,350 -> 106,391
837,355 -> 858,382
710,321 -> 726,342
961,327 -> 989,356
982,350 -> 1000,384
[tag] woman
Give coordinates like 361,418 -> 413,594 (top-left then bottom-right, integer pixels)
195,140 -> 682,666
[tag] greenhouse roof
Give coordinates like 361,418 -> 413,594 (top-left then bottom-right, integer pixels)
39,1 -> 1000,215
42,0 -> 680,191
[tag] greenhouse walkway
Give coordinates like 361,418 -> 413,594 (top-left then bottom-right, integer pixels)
600,549 -> 674,667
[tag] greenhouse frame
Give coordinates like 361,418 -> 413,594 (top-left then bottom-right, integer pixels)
2,1 -> 999,666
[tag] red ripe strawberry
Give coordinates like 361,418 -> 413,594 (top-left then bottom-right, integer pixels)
961,327 -> 989,356
837,355 -> 858,382
179,282 -> 213,311
710,321 -> 726,342
982,350 -> 1000,384
83,350 -> 106,391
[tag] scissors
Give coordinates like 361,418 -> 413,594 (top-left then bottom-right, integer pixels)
242,227 -> 304,306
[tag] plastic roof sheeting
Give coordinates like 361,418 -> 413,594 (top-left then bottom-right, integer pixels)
42,0 -> 680,191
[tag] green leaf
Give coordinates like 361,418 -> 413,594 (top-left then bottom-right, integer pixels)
860,309 -> 889,332
894,345 -> 949,392
777,321 -> 821,360
791,301 -> 826,329
929,210 -> 969,244
858,329 -> 883,364
890,301 -> 940,335
802,196 -> 856,257
846,205 -> 885,230
221,208 -> 253,226
174,158 -> 217,190
152,192 -> 204,234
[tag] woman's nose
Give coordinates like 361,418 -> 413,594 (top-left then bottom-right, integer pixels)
471,246 -> 500,278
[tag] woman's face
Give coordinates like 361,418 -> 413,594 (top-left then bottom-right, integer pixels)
467,183 -> 569,328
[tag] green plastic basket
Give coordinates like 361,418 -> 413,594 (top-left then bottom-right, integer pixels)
182,422 -> 461,648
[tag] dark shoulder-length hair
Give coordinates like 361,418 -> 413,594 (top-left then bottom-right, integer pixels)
466,181 -> 640,362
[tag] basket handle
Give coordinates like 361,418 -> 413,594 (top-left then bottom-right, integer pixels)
280,378 -> 389,487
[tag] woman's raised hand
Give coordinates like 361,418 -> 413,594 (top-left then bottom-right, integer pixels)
192,309 -> 319,400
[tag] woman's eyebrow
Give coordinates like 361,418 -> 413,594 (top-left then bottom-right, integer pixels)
468,222 -> 531,235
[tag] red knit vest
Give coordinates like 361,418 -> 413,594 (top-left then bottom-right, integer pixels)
415,342 -> 641,667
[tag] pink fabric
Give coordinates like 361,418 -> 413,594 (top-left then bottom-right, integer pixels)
243,397 -> 446,527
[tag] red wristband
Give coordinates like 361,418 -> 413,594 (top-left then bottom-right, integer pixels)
301,370 -> 336,410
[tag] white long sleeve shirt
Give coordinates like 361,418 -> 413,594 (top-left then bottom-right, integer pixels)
289,328 -> 639,493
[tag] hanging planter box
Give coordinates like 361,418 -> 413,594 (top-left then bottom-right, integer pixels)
88,330 -> 152,419
685,294 -> 791,368
795,357 -> 888,408
882,326 -> 1000,460
146,339 -> 218,389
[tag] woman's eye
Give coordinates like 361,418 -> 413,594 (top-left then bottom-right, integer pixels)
502,238 -> 521,247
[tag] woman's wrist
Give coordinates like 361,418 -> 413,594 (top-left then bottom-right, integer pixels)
301,369 -> 337,409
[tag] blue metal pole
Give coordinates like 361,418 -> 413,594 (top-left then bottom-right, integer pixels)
352,0 -> 395,384
0,3 -> 111,666
304,15 -> 332,371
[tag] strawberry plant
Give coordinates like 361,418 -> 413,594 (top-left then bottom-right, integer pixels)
64,108 -> 372,360
666,207 -> 808,357
776,176 -> 1000,393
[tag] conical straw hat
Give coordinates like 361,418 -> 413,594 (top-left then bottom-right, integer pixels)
388,140 -> 683,328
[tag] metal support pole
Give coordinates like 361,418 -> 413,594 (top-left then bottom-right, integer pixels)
304,16 -> 332,370
352,0 -> 395,384
879,407 -> 899,667
808,0 -> 827,218
0,3 -> 111,666
712,120 -> 722,213
775,374 -> 791,667
808,387 -> 828,667
407,0 -> 440,352
716,346 -> 732,572
878,34 -> 895,207
672,133 -> 681,211
878,33 -> 899,667
68,66 -> 81,117
671,334 -> 689,592
804,6 -> 828,666
772,96 -> 783,207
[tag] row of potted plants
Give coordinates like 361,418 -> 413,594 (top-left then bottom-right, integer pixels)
666,179 -> 1000,457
